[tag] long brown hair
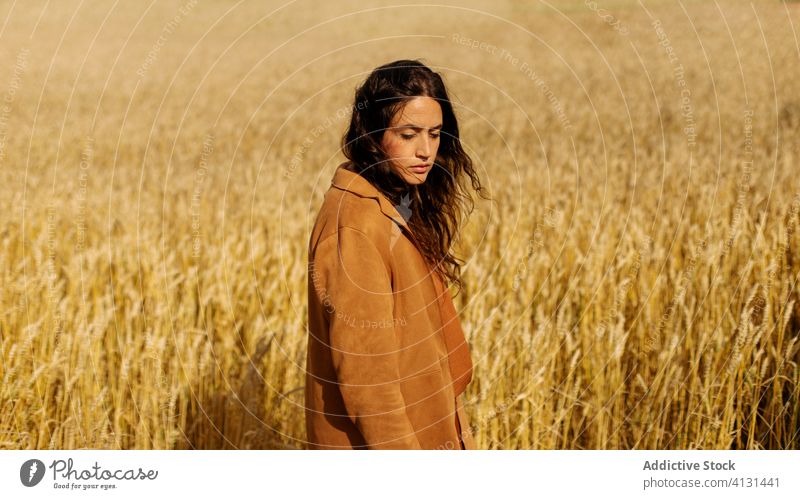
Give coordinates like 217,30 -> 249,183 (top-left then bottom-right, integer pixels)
341,59 -> 488,295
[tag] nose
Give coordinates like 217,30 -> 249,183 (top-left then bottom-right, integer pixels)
417,134 -> 432,159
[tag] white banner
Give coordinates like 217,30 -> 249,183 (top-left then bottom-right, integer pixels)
2,450 -> 798,498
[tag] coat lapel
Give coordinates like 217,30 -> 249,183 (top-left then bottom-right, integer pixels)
330,162 -> 411,231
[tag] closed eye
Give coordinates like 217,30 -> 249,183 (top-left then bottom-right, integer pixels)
400,130 -> 440,140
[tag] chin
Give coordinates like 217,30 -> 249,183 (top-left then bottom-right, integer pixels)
390,164 -> 430,185
403,174 -> 427,185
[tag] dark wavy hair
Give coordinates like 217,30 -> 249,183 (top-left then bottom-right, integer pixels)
341,59 -> 488,295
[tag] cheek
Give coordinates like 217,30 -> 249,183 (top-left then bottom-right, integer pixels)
381,135 -> 407,159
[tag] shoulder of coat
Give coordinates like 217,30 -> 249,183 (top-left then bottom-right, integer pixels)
311,188 -> 395,258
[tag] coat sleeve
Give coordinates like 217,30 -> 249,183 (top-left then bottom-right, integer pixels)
312,226 -> 422,449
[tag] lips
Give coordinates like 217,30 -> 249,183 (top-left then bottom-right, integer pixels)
410,164 -> 431,173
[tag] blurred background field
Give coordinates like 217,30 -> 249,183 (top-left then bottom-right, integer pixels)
0,0 -> 798,449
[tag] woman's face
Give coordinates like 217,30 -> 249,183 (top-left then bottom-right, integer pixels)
380,96 -> 442,185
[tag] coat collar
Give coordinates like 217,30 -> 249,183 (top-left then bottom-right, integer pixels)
331,161 -> 411,230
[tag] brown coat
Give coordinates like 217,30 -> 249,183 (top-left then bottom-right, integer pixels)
305,161 -> 476,450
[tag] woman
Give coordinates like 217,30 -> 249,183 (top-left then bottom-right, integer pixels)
305,59 -> 487,450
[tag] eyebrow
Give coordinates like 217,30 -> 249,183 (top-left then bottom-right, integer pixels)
396,123 -> 443,131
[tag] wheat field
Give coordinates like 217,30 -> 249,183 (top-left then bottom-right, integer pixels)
0,0 -> 798,450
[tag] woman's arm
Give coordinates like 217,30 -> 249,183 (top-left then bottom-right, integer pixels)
312,226 -> 422,449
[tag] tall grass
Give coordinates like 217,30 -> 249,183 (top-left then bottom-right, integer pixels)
0,0 -> 797,449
